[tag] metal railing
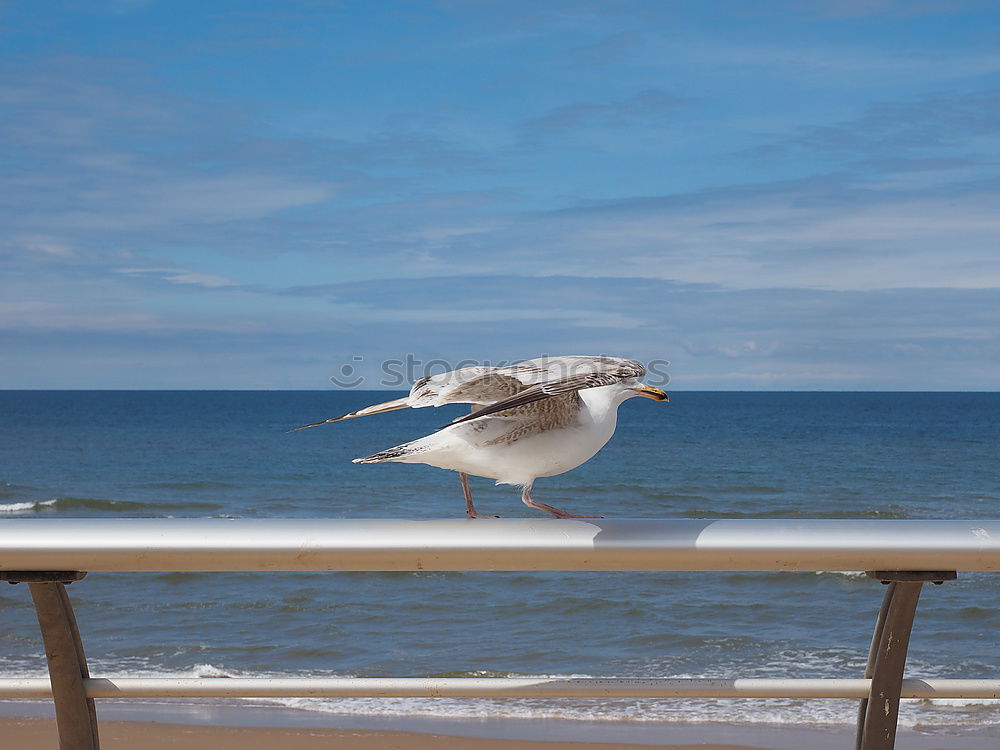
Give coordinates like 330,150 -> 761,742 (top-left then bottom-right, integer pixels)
2,518 -> 999,750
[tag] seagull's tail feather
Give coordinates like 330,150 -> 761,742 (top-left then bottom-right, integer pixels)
353,440 -> 429,464
288,397 -> 410,432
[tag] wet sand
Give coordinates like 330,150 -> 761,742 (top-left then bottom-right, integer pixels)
0,715 -> 765,749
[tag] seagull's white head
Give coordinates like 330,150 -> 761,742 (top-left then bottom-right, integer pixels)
589,379 -> 668,407
580,379 -> 667,421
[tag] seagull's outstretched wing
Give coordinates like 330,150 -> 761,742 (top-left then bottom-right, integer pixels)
444,356 -> 645,426
289,355 -> 645,431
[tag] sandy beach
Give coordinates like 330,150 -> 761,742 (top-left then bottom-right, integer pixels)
0,715 -> 763,750
5,713 -> 999,750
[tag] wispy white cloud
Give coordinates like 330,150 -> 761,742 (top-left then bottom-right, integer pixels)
781,0 -> 983,20
518,89 -> 693,140
0,299 -> 161,332
0,61 -> 340,285
566,31 -> 641,66
57,173 -> 335,231
4,272 -> 1000,388
14,235 -> 77,259
671,42 -> 1000,80
363,176 -> 1000,292
754,89 -> 1000,158
114,267 -> 242,288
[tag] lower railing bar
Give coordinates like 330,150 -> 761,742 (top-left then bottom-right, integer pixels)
1,677 -> 999,699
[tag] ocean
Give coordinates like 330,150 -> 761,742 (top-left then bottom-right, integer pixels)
1,391 -> 999,738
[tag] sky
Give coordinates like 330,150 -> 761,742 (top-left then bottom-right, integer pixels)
2,1 -> 999,390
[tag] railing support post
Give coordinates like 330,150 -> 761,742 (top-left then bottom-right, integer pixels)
2,571 -> 99,750
856,570 -> 956,750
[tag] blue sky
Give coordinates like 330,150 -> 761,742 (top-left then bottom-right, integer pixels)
2,1 -> 999,389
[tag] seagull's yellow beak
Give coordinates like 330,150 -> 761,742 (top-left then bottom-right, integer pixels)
633,384 -> 668,401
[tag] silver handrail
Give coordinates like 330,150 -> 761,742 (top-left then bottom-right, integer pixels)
1,518 -> 998,571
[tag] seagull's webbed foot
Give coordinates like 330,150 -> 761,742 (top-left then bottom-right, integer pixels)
466,510 -> 501,519
460,472 -> 500,519
551,509 -> 604,519
521,487 -> 603,519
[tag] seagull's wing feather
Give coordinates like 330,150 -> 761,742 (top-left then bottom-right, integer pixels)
290,368 -> 526,431
290,356 -> 645,431
288,396 -> 410,432
444,357 -> 645,427
410,368 -> 526,407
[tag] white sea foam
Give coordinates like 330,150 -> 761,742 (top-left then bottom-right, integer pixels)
0,499 -> 57,514
251,694 -> 984,728
925,697 -> 1000,709
3,656 -> 998,728
189,664 -> 233,678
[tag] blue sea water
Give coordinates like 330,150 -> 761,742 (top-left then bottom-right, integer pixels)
1,391 -> 999,734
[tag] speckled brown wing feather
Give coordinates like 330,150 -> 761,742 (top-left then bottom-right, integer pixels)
409,368 -> 526,407
444,358 -> 645,427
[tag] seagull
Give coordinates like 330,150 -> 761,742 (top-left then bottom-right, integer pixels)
292,355 -> 668,518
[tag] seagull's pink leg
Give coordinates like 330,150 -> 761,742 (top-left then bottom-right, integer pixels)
460,472 -> 498,519
520,484 -> 603,519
